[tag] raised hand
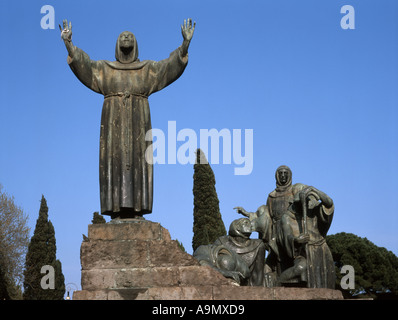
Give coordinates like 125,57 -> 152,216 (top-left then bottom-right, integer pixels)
59,19 -> 72,42
181,18 -> 196,42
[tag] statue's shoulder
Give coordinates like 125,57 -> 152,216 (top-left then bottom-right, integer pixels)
292,183 -> 308,195
268,190 -> 277,198
256,204 -> 267,214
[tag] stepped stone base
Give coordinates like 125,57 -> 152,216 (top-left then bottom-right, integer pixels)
73,219 -> 343,300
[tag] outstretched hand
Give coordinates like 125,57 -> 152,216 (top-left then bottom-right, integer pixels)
181,18 -> 196,42
234,206 -> 248,217
59,19 -> 72,42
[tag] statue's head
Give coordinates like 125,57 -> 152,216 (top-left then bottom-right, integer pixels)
229,218 -> 252,239
275,165 -> 292,188
119,31 -> 135,49
115,31 -> 139,64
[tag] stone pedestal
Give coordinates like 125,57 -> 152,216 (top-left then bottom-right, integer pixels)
73,219 -> 233,300
73,220 -> 343,300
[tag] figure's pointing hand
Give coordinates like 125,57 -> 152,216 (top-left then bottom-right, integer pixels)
234,207 -> 248,217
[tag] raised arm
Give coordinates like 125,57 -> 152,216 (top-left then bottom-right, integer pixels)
59,19 -> 75,58
180,18 -> 196,57
144,19 -> 195,95
59,19 -> 103,94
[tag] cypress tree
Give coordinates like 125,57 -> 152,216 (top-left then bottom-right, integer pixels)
192,149 -> 226,252
23,196 -> 65,300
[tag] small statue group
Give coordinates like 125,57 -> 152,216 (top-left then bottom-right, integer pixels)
193,165 -> 336,289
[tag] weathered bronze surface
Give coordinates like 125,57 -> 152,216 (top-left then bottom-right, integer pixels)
234,165 -> 336,288
61,19 -> 195,219
193,218 -> 266,286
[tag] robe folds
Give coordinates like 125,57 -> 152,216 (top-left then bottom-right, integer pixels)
67,45 -> 188,216
267,183 -> 335,288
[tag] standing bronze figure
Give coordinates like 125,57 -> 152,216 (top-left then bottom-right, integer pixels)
60,19 -> 195,219
235,165 -> 336,289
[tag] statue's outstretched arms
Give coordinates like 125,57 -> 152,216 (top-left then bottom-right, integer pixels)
180,18 -> 196,56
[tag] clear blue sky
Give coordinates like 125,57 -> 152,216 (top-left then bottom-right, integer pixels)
0,0 -> 397,293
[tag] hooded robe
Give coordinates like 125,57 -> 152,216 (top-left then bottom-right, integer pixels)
281,186 -> 335,288
67,32 -> 188,216
266,166 -> 335,288
265,166 -> 296,276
